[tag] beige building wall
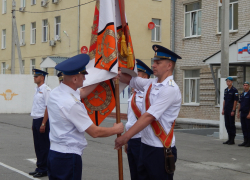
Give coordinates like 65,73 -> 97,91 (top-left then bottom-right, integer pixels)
0,0 -> 170,75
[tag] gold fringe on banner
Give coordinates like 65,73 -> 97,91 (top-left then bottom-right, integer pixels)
120,32 -> 128,58
127,47 -> 134,68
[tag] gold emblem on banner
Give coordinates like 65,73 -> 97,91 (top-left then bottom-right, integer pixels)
0,89 -> 18,101
97,29 -> 117,67
83,82 -> 112,115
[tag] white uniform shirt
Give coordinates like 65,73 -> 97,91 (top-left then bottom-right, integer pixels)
129,75 -> 181,147
31,83 -> 51,119
47,83 -> 93,156
126,89 -> 143,139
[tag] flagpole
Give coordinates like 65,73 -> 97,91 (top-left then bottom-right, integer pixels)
115,79 -> 124,180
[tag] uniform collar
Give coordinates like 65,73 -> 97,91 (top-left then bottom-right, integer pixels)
35,83 -> 46,91
153,75 -> 173,87
135,89 -> 143,94
60,83 -> 80,99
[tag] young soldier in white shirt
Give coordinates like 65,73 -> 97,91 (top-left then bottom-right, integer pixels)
125,59 -> 153,180
115,45 -> 182,180
47,54 -> 124,180
29,69 -> 51,178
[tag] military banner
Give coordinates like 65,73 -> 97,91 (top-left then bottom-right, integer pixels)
82,0 -> 137,125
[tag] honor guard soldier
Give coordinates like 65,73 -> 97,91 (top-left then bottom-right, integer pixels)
47,54 -> 124,180
125,59 -> 153,180
237,82 -> 250,147
57,72 -> 63,83
222,77 -> 239,145
29,69 -> 51,178
115,45 -> 182,180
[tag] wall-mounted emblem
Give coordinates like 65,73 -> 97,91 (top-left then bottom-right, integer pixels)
0,89 -> 18,101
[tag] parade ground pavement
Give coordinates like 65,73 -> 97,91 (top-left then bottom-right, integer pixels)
0,114 -> 249,180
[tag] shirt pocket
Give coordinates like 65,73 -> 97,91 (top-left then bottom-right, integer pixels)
36,93 -> 44,103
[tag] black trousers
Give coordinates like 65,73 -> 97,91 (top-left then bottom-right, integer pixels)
127,138 -> 141,180
48,150 -> 82,180
224,114 -> 236,136
240,115 -> 250,139
32,118 -> 50,173
138,143 -> 177,180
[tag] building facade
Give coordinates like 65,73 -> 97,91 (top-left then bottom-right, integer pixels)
0,0 -> 171,75
173,0 -> 250,120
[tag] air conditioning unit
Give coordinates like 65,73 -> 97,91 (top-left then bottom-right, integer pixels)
49,40 -> 56,47
19,7 -> 25,12
20,40 -> 26,46
41,0 -> 48,7
52,0 -> 59,4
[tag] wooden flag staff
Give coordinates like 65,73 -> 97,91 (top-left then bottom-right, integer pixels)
115,79 -> 124,180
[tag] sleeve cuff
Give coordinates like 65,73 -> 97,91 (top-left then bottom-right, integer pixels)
147,108 -> 159,121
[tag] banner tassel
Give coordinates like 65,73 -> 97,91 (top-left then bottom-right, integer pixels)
127,47 -> 134,68
120,32 -> 128,58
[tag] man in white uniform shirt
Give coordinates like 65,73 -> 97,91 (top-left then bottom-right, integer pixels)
125,59 -> 153,180
29,69 -> 51,178
47,54 -> 124,180
115,45 -> 182,180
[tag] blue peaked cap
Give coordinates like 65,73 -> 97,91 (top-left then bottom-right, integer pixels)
33,69 -> 48,76
136,59 -> 153,76
152,45 -> 182,62
55,54 -> 89,75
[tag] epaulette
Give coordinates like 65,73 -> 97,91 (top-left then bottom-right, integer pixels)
46,86 -> 51,91
70,93 -> 81,103
168,79 -> 175,87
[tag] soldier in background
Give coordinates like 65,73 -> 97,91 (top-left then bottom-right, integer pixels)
237,82 -> 250,147
222,77 -> 239,145
57,72 -> 63,83
124,59 -> 153,180
29,69 -> 51,178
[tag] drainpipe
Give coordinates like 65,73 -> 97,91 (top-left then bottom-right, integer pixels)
77,0 -> 80,54
171,0 -> 175,78
171,0 -> 175,52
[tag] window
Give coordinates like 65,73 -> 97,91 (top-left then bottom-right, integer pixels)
20,25 -> 25,45
31,0 -> 36,5
55,16 -> 61,40
2,29 -> 6,49
185,2 -> 202,38
31,22 -> 36,44
22,60 -> 25,73
42,19 -> 48,42
151,19 -> 161,42
21,0 -> 26,7
2,0 -> 7,14
184,70 -> 200,104
218,0 -> 238,33
1,62 -> 6,74
30,59 -> 35,74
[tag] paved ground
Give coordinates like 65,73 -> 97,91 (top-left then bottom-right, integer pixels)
0,114 -> 249,180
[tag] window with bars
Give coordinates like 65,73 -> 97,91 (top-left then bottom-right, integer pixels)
2,0 -> 7,14
151,18 -> 161,42
22,60 -> 25,73
31,22 -> 36,44
31,0 -> 36,5
30,59 -> 35,74
218,0 -> 238,33
20,25 -> 25,45
55,16 -> 61,40
42,19 -> 48,42
21,0 -> 26,7
185,2 -> 202,38
2,29 -> 6,49
184,70 -> 200,104
1,62 -> 6,74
